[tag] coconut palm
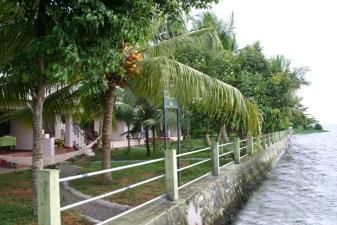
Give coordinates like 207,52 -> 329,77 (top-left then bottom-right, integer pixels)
70,25 -> 260,184
0,1 -> 89,212
124,98 -> 161,157
188,12 -> 255,141
193,11 -> 238,52
93,28 -> 261,183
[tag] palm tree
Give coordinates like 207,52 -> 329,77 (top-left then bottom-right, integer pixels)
127,98 -> 163,156
0,78 -> 81,211
0,1 -> 86,212
193,11 -> 238,52
94,27 -> 260,183
190,12 -> 252,141
267,55 -> 309,130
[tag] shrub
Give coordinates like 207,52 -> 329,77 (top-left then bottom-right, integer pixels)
55,139 -> 65,150
314,123 -> 323,130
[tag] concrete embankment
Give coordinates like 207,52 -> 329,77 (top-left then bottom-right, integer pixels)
110,135 -> 291,225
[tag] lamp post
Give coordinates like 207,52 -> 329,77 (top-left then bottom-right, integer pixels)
163,93 -> 181,185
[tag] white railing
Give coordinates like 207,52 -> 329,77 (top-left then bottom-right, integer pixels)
59,158 -> 165,183
37,127 -> 292,225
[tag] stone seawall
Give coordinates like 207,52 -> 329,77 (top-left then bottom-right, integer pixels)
110,135 -> 291,225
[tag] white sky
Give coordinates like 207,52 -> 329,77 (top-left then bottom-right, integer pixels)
193,0 -> 337,125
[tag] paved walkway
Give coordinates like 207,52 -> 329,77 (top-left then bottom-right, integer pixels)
59,163 -> 131,222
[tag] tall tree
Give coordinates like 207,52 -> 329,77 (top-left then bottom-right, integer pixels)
64,0 -> 223,183
0,0 -> 83,213
66,1 -> 260,184
177,12 -> 254,141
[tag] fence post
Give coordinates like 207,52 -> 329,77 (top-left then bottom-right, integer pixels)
37,169 -> 61,225
262,134 -> 266,150
247,135 -> 254,155
234,137 -> 240,164
165,149 -> 178,201
268,134 -> 272,147
256,135 -> 262,151
211,142 -> 220,176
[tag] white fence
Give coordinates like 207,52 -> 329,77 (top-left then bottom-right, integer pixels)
37,128 -> 292,225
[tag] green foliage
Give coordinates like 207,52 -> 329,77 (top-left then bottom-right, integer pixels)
55,139 -> 65,150
193,11 -> 238,51
314,123 -> 323,130
173,12 -> 314,134
294,127 -> 327,134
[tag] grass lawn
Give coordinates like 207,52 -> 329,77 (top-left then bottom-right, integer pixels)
294,127 -> 328,134
70,137 -> 235,206
0,137 -> 251,223
0,170 -> 92,225
0,136 -> 260,223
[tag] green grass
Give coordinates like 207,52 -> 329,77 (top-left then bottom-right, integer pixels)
0,137 -> 235,224
0,137 -> 241,223
0,170 -> 35,225
0,170 -> 92,225
294,127 -> 329,134
111,138 -> 214,160
70,137 -> 235,206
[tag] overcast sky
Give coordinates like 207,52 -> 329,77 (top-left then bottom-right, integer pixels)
193,0 -> 337,125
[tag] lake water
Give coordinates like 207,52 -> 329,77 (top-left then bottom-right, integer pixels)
233,127 -> 337,225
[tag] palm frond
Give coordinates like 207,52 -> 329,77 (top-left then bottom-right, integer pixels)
0,75 -> 31,110
43,83 -> 82,118
114,101 -> 135,123
0,1 -> 35,65
193,11 -> 237,51
0,108 -> 31,125
131,56 -> 260,134
145,28 -> 222,58
142,118 -> 159,128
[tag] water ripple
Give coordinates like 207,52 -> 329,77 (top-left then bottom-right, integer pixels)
232,128 -> 337,225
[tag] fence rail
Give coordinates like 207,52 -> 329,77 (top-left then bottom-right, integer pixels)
177,158 -> 211,172
176,146 -> 211,157
59,157 -> 165,183
37,127 -> 293,225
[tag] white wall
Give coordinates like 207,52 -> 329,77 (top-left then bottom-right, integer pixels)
10,120 -> 33,150
94,119 -> 101,134
168,127 -> 183,141
112,121 -> 127,141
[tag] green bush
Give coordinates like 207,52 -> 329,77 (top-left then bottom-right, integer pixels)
55,139 -> 65,150
314,123 -> 323,130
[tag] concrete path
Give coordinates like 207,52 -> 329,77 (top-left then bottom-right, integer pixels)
59,163 -> 131,223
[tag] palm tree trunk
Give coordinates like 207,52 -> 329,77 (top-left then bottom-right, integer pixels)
126,124 -> 131,155
31,85 -> 45,215
32,1 -> 47,215
204,132 -> 211,147
152,127 -> 156,154
222,125 -> 230,142
216,123 -> 223,142
145,128 -> 151,156
97,118 -> 103,150
102,81 -> 115,184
